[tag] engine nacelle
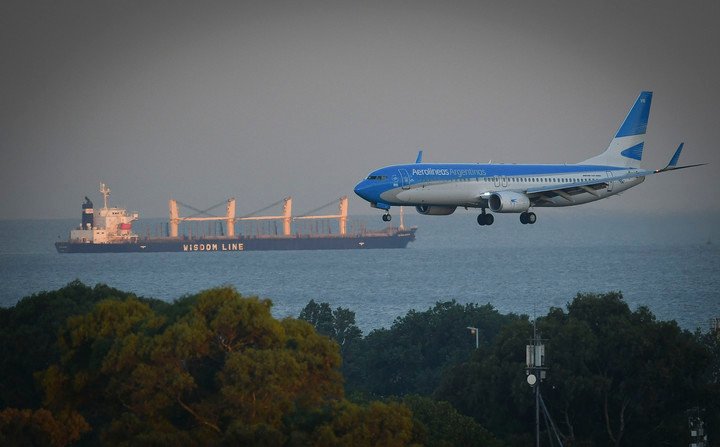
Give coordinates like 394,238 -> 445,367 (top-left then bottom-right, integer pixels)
488,191 -> 530,213
415,205 -> 457,216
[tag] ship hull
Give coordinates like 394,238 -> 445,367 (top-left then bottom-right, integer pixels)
55,229 -> 416,253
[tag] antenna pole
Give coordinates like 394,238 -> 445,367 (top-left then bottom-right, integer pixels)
534,322 -> 540,447
100,182 -> 110,209
525,320 -> 564,447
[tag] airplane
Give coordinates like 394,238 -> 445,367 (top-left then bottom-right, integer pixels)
354,91 -> 705,226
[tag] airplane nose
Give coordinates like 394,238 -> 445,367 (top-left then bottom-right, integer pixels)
354,181 -> 371,201
353,182 -> 365,199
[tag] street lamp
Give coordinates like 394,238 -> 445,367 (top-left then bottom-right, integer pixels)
466,326 -> 479,349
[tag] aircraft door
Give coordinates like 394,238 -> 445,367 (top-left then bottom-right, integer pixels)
606,171 -> 613,192
399,169 -> 411,190
502,176 -> 508,187
493,176 -> 500,187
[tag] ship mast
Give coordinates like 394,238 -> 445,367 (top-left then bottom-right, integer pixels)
100,182 -> 110,210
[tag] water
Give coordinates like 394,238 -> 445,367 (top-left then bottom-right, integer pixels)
1,209 -> 718,333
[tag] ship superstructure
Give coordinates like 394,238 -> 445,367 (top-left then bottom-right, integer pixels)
67,183 -> 139,244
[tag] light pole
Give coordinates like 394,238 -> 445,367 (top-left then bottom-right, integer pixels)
467,326 -> 479,349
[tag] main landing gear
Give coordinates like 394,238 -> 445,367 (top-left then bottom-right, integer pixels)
382,213 -> 392,222
477,210 -> 538,226
520,212 -> 537,225
477,209 -> 494,226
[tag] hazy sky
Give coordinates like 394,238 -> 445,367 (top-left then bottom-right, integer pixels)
2,0 -> 719,220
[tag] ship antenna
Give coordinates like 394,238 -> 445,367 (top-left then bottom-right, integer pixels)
100,182 -> 111,209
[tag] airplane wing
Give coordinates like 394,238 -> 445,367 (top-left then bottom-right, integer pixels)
524,171 -> 651,204
525,180 -> 609,204
475,176 -> 622,206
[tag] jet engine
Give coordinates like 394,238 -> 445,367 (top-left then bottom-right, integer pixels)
488,191 -> 530,213
415,205 -> 457,215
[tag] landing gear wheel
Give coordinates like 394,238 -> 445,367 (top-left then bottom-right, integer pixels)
382,213 -> 392,222
520,212 -> 537,225
477,213 -> 494,226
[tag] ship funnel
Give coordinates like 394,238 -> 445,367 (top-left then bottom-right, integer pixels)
82,196 -> 94,229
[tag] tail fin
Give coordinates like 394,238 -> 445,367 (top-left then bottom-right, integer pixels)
579,91 -> 652,167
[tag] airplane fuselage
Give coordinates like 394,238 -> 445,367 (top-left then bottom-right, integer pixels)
355,163 -> 646,210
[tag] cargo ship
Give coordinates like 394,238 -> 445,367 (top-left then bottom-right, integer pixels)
55,183 -> 416,253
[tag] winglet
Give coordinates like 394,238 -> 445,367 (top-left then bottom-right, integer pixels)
655,142 -> 707,173
415,150 -> 423,163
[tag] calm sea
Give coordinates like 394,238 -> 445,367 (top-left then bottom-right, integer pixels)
1,209 -> 718,333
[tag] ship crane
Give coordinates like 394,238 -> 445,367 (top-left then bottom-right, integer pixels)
168,196 -> 349,237
294,197 -> 349,235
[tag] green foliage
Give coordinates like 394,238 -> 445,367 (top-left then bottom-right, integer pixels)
402,395 -> 500,447
344,300 -> 517,396
298,299 -> 363,353
310,400 -> 415,447
434,317 -> 534,439
299,300 -> 335,337
6,284 -> 717,446
0,280 -> 161,409
37,287 -> 347,444
540,293 -> 711,446
695,326 -> 720,446
436,292 -> 716,446
29,286 -> 427,446
0,407 -> 90,447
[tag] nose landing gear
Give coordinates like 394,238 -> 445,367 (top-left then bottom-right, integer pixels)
382,213 -> 392,222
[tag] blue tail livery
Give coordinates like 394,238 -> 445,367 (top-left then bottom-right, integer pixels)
354,92 -> 706,226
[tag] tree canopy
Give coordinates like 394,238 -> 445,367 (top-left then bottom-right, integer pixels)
435,292 -> 718,446
343,300 -> 518,397
2,283 -> 717,446
2,284 -> 433,446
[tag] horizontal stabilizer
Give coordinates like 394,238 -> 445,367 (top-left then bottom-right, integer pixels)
654,143 -> 708,173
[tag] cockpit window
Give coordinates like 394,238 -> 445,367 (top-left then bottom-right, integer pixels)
366,175 -> 387,180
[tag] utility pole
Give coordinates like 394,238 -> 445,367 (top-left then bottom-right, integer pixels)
525,320 -> 563,447
526,320 -> 546,447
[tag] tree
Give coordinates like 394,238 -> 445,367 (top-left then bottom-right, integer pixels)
310,400 -> 414,447
695,324 -> 720,446
539,293 -> 712,446
0,280 -> 157,409
434,317 -> 534,444
402,395 -> 500,447
0,408 -> 89,447
298,300 -> 363,354
299,300 -> 335,337
436,292 -> 715,446
344,300 -> 517,397
35,287 -> 424,445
